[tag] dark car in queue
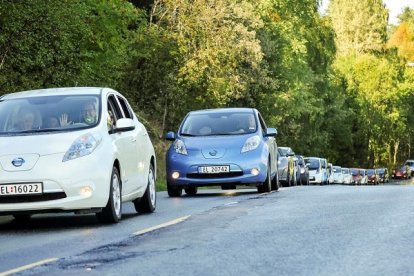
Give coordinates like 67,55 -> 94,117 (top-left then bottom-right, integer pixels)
351,168 -> 361,185
377,168 -> 389,183
165,108 -> 279,197
367,169 -> 379,185
392,165 -> 411,180
295,155 -> 309,185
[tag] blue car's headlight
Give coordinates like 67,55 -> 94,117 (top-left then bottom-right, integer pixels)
63,133 -> 102,162
174,139 -> 188,155
241,135 -> 260,153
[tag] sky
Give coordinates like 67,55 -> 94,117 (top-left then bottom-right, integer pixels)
321,0 -> 414,25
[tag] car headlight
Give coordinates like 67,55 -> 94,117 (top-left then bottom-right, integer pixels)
301,167 -> 305,174
174,139 -> 188,155
241,135 -> 260,153
63,133 -> 102,162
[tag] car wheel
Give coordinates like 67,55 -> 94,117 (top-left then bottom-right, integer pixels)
134,164 -> 156,213
167,182 -> 182,197
185,186 -> 198,196
13,214 -> 31,222
258,161 -> 271,193
96,166 -> 122,223
271,171 -> 280,191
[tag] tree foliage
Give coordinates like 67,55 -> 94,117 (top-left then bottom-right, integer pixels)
1,0 -> 413,181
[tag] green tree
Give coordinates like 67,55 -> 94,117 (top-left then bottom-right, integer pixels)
0,0 -> 141,94
328,0 -> 388,55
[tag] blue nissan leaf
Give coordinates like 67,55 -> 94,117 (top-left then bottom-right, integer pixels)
165,108 -> 279,197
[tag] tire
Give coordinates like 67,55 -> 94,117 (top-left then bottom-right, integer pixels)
185,186 -> 198,196
258,161 -> 271,193
271,173 -> 279,191
134,164 -> 156,213
271,171 -> 280,191
96,166 -> 122,223
13,214 -> 31,222
167,183 -> 182,197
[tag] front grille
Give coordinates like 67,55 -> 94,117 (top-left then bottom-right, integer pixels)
187,172 -> 243,179
0,192 -> 67,204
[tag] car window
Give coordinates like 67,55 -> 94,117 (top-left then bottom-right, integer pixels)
180,111 -> 257,136
305,158 -> 320,170
0,95 -> 100,134
257,112 -> 267,134
117,96 -> 133,119
108,95 -> 123,120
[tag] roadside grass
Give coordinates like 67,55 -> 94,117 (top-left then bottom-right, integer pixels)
156,178 -> 167,191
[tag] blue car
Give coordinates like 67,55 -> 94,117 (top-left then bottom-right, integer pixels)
165,108 -> 279,197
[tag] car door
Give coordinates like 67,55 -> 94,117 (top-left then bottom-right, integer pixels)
116,95 -> 148,192
107,94 -> 137,196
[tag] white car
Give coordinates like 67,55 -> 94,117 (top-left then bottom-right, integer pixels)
304,157 -> 328,185
331,166 -> 344,184
341,168 -> 352,184
0,87 -> 156,223
359,169 -> 368,185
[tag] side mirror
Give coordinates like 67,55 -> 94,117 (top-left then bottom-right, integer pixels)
265,127 -> 277,137
115,118 -> 135,132
165,131 -> 176,141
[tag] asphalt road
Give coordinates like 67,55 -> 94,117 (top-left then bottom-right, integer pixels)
1,180 -> 413,275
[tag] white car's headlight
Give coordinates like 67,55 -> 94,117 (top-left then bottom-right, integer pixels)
63,133 -> 102,162
174,139 -> 188,155
241,135 -> 260,153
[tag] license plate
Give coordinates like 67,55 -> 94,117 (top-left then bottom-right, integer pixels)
198,165 -> 230,174
309,176 -> 315,180
0,183 -> 43,196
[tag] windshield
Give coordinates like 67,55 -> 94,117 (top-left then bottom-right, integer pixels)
367,169 -> 375,175
0,95 -> 100,135
405,161 -> 414,166
342,169 -> 349,174
333,167 -> 341,173
305,158 -> 320,170
351,169 -> 359,176
180,111 -> 257,136
278,147 -> 291,156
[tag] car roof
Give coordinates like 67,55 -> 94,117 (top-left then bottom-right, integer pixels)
0,87 -> 106,100
188,108 -> 256,115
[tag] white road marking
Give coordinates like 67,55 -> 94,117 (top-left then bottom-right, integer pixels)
224,201 -> 239,206
133,215 -> 191,236
0,258 -> 58,276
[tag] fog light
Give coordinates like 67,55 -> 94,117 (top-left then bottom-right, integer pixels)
172,172 -> 180,179
251,168 -> 260,176
79,186 -> 92,197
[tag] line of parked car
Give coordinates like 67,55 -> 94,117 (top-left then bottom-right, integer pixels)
2,89 -> 413,223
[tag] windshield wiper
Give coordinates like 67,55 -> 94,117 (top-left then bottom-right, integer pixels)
180,133 -> 198,137
14,128 -> 62,134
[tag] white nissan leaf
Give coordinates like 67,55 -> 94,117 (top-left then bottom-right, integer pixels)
0,87 -> 156,223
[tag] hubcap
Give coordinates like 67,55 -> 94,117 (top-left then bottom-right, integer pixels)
112,173 -> 121,217
148,168 -> 156,206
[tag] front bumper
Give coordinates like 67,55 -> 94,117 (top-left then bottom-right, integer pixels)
166,151 -> 269,187
0,151 -> 112,214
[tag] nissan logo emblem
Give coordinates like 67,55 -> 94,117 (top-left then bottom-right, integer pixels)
11,157 -> 25,167
209,150 -> 217,156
